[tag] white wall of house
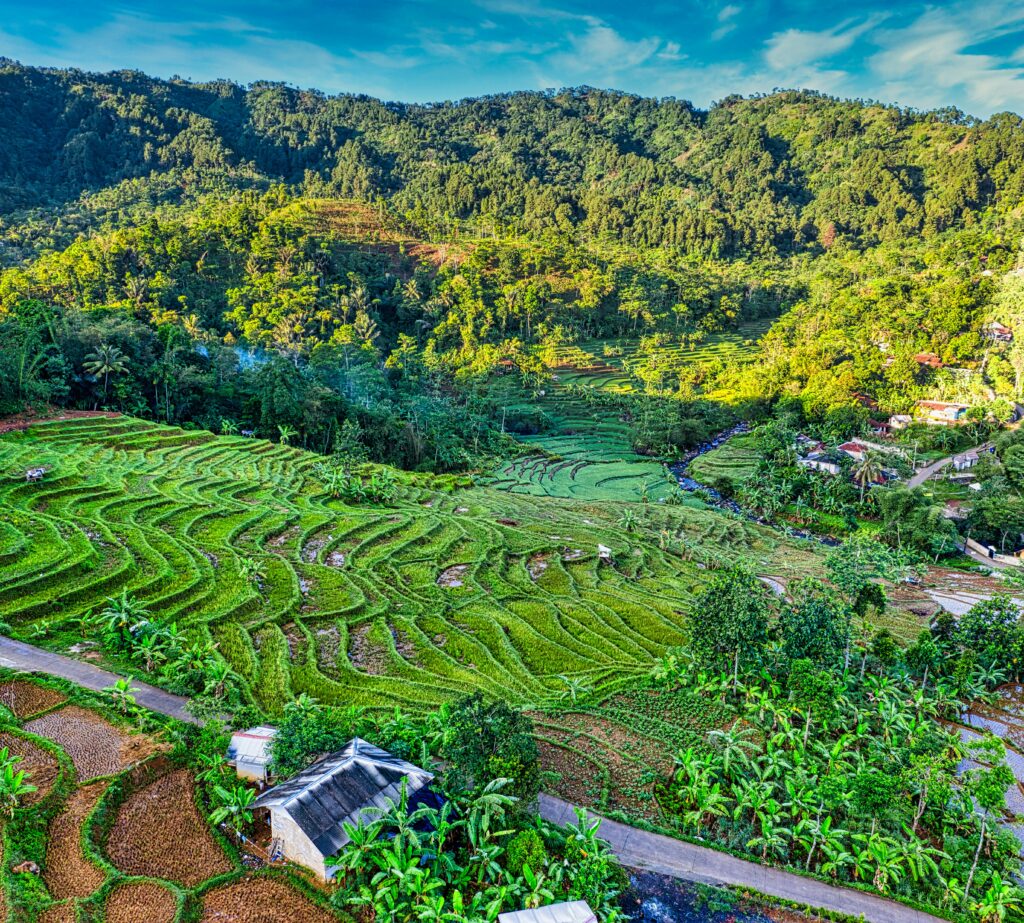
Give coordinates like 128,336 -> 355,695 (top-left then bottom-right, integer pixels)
268,808 -> 329,880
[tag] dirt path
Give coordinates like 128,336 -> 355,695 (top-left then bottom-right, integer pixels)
0,636 -> 197,724
539,794 -> 949,923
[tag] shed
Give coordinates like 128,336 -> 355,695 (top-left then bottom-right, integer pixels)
498,902 -> 597,923
252,738 -> 439,880
227,725 -> 278,782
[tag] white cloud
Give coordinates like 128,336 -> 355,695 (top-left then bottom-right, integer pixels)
764,15 -> 886,71
868,3 -> 1024,112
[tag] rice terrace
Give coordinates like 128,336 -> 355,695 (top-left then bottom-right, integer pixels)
0,415 -> 816,713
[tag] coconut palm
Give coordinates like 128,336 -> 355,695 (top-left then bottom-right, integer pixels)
83,342 -> 128,405
852,450 -> 885,502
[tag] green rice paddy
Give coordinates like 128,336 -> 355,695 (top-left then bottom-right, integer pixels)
0,416 -> 820,715
686,432 -> 760,488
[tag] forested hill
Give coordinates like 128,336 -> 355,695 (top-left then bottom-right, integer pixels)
4,59 -> 1024,259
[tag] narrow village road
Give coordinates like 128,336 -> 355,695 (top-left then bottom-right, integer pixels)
0,635 -> 198,723
0,632 -> 952,921
907,443 -> 991,489
539,794 -> 949,923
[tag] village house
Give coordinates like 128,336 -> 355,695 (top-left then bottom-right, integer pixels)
797,454 -> 841,475
984,321 -> 1014,343
915,401 -> 968,426
951,450 -> 980,472
888,414 -> 913,430
252,738 -> 440,880
498,902 -> 597,923
838,441 -> 867,461
914,352 -> 944,369
227,725 -> 278,782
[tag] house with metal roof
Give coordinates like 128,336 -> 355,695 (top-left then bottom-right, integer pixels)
252,738 -> 439,880
498,902 -> 597,923
227,725 -> 278,782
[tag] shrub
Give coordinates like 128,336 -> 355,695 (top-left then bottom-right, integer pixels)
505,828 -> 547,874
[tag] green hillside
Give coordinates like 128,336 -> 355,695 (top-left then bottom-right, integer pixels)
0,416 -> 819,714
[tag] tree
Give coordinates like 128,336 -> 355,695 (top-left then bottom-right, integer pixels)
442,694 -> 540,805
957,596 -> 1022,668
105,678 -> 136,714
779,579 -> 850,668
82,342 -> 128,406
209,784 -> 257,832
852,451 -> 884,502
690,568 -> 774,691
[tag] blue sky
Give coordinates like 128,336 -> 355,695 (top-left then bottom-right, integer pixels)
2,0 -> 1024,115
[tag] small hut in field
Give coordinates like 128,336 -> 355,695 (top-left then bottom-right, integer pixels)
252,738 -> 439,880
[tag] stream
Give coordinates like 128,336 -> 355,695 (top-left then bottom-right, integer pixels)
667,424 -> 840,547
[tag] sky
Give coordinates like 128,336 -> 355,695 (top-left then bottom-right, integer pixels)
1,0 -> 1024,116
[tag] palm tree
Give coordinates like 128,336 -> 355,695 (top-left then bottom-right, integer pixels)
220,419 -> 238,435
277,424 -> 297,446
82,343 -> 128,406
852,450 -> 884,502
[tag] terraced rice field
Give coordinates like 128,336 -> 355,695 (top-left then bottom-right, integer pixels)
0,417 -> 821,713
549,322 -> 772,396
686,432 -> 760,488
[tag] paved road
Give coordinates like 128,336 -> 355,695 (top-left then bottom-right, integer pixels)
907,443 -> 991,489
0,635 -> 198,724
0,633 -> 954,920
540,794 -> 949,923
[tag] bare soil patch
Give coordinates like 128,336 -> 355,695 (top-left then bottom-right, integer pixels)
0,680 -> 66,719
45,782 -> 107,899
0,731 -> 59,803
24,706 -> 148,780
107,768 -> 231,885
348,623 -> 387,675
437,563 -> 470,588
199,876 -> 338,923
0,409 -> 119,435
36,904 -> 76,923
105,881 -> 177,923
527,553 -> 550,581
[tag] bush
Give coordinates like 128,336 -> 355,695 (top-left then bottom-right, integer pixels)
505,827 -> 547,874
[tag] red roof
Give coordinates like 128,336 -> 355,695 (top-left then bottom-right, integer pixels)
914,352 -> 943,367
839,442 -> 865,453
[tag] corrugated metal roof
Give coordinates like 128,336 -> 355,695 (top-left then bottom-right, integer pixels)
227,726 -> 277,765
253,738 -> 435,859
498,902 -> 597,923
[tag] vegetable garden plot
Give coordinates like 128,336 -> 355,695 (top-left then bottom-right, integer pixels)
199,876 -> 339,923
105,881 -> 178,923
44,781 -> 107,899
106,768 -> 231,885
24,706 -> 144,780
0,731 -> 59,803
0,679 -> 65,718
